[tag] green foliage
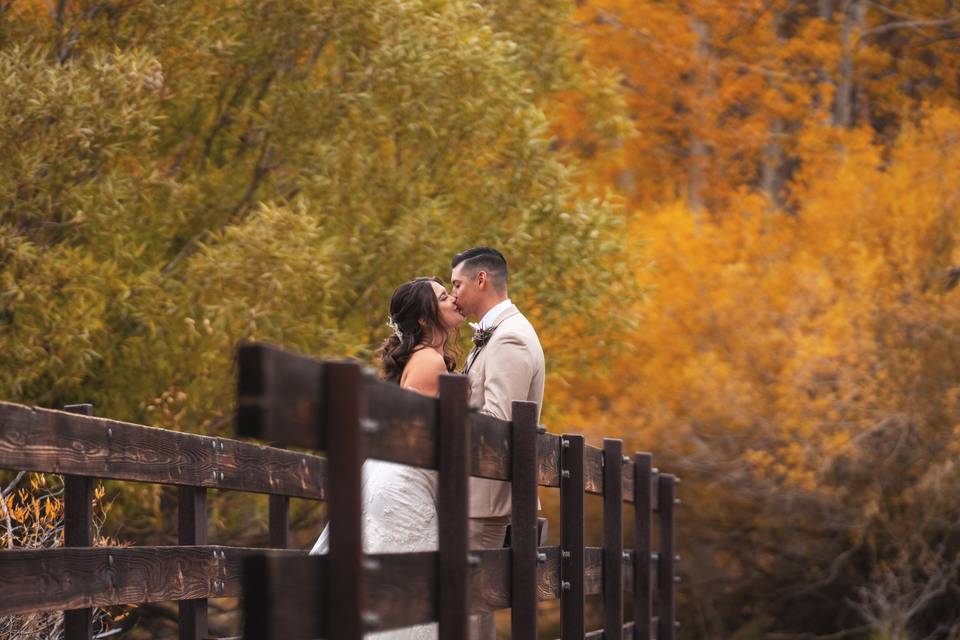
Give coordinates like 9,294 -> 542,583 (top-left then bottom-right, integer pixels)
0,0 -> 632,545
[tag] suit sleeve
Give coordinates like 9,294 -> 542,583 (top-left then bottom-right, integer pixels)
480,333 -> 533,421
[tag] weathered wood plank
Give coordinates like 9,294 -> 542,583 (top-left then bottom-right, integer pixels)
622,460 -> 636,503
240,553 -> 279,639
236,343 -> 326,449
437,374 -> 469,640
603,439 -> 625,640
367,377 -> 438,469
0,401 -> 327,500
634,453 -> 654,640
324,361 -> 365,640
561,434 -> 586,640
585,444 -> 603,495
238,343 -> 440,470
268,495 -> 289,549
243,552 -> 436,638
464,547 -> 612,610
469,412 -> 510,480
657,475 -> 677,640
0,546 -> 302,615
510,400 -> 540,639
538,431 -> 561,487
63,403 -> 94,640
178,486 -> 208,640
537,546 -> 562,602
5,395 -> 647,509
234,345 -> 646,502
241,545 -> 631,636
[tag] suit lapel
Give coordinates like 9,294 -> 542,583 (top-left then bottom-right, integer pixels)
462,305 -> 520,375
463,346 -> 481,374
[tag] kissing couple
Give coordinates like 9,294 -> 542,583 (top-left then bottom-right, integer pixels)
310,247 -> 545,639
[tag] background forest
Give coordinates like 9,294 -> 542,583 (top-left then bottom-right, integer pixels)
2,0 -> 960,638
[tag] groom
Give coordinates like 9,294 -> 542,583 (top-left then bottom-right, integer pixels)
450,247 -> 546,550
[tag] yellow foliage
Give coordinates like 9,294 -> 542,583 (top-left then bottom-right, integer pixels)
549,79 -> 960,631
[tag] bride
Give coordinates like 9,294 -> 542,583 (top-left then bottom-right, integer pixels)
310,276 -> 465,639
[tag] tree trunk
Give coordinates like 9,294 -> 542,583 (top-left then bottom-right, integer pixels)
762,116 -> 786,211
834,0 -> 865,128
819,0 -> 834,20
761,9 -> 787,211
687,15 -> 711,219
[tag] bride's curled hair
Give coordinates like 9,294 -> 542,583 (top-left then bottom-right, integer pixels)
378,277 -> 460,383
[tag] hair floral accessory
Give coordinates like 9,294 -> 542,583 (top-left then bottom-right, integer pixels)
387,316 -> 404,340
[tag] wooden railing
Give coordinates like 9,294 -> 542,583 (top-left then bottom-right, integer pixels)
0,341 -> 678,639
0,394 -> 324,639
236,343 -> 679,639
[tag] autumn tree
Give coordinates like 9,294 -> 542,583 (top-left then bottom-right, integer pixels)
554,1 -> 960,637
0,0 -> 634,617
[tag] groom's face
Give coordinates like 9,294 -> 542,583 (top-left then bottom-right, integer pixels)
450,264 -> 481,318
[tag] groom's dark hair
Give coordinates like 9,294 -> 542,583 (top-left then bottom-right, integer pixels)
451,247 -> 508,292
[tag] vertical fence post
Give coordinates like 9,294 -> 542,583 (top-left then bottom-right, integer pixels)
437,374 -> 470,640
560,434 -> 585,640
269,495 -> 290,548
657,474 -> 677,640
510,400 -> 540,639
63,403 -> 94,640
603,439 -> 624,640
633,454 -> 653,640
325,361 -> 365,640
178,485 -> 208,640
438,374 -> 470,640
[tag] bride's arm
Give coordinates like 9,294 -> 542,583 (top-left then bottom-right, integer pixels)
401,350 -> 448,397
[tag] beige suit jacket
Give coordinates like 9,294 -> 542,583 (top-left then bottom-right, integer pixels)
465,304 -> 545,518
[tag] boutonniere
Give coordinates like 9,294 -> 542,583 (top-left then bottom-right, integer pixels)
469,322 -> 495,348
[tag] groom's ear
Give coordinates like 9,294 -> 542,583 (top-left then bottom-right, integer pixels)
476,270 -> 487,289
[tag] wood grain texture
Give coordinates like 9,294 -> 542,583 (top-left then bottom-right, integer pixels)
324,361 -> 365,640
437,374 -> 470,640
538,432 -> 561,488
178,486 -> 208,640
464,546 -> 616,610
633,453 -> 654,640
561,434 -> 586,640
469,412 -> 510,480
367,375 -> 438,469
234,345 -> 647,503
63,403 -> 94,640
0,546 -> 302,615
268,495 -> 289,549
511,400 -> 540,640
0,401 -> 327,500
243,545 -> 635,636
657,475 -> 677,640
236,342 -> 326,449
242,552 -> 437,638
603,439 -> 625,640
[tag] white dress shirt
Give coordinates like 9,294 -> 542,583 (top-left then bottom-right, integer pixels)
478,298 -> 512,329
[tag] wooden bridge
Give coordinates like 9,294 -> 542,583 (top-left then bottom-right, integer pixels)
0,342 -> 678,639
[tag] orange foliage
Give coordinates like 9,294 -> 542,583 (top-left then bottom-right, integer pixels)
547,0 -> 960,635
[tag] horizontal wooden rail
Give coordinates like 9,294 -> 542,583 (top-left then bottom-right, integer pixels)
236,343 -> 659,507
0,545 -> 304,616
0,402 -> 327,500
0,398 -> 657,510
242,546 -> 638,637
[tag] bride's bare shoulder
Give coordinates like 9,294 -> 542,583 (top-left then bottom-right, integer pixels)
406,348 -> 446,372
401,348 -> 447,396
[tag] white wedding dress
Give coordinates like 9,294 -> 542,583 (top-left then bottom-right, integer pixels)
310,459 -> 439,640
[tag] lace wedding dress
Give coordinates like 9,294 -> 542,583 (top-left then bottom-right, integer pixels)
310,459 -> 439,640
